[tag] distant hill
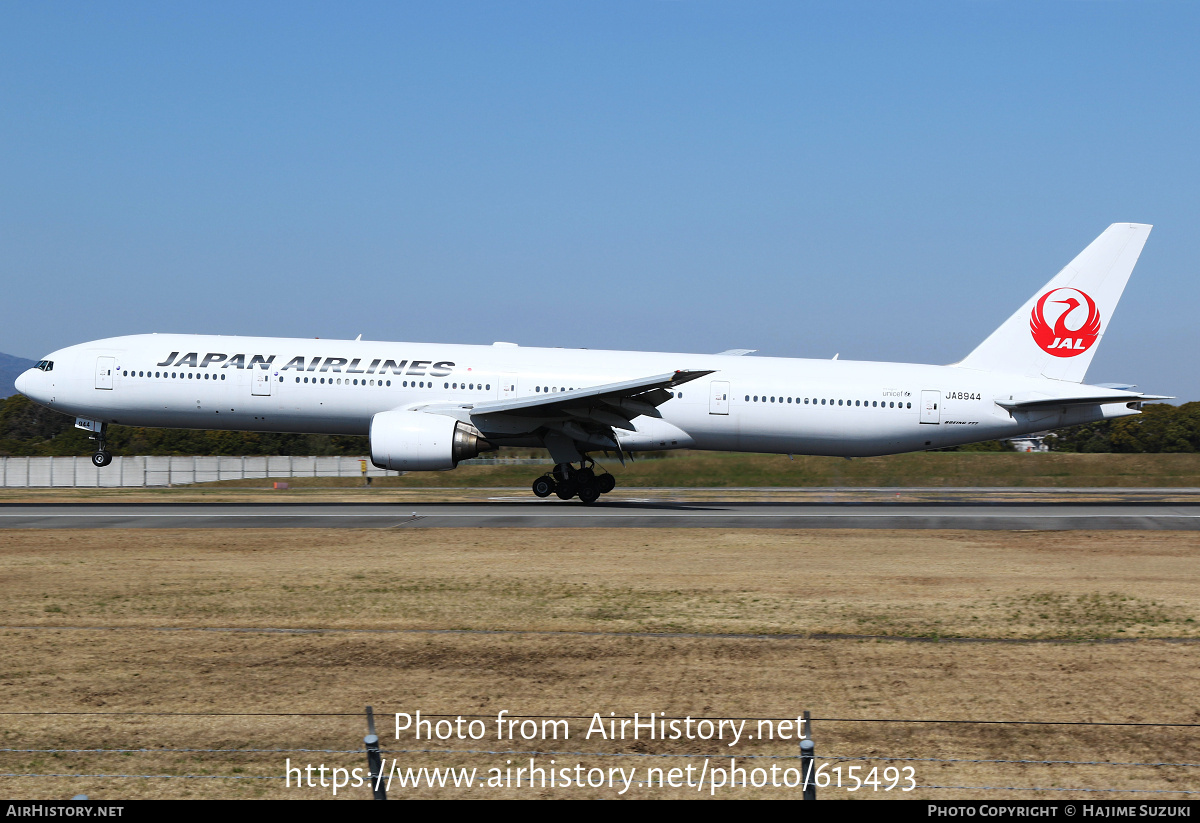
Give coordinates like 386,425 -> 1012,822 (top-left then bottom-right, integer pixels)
0,352 -> 36,397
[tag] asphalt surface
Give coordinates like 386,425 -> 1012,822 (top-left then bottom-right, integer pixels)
3,500 -> 1200,529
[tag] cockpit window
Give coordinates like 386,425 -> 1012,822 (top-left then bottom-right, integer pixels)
35,360 -> 54,372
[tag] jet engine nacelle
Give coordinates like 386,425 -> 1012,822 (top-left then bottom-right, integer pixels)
370,410 -> 493,471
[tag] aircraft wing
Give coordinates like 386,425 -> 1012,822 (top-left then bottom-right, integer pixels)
470,369 -> 714,425
413,369 -> 714,456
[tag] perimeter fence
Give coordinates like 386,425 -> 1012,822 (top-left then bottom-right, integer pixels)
0,455 -> 552,488
2,710 -> 1197,800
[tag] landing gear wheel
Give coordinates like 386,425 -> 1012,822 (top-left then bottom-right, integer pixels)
92,451 -> 112,468
575,466 -> 595,484
532,476 -> 555,498
578,482 -> 601,505
555,480 -> 579,500
597,474 -> 616,494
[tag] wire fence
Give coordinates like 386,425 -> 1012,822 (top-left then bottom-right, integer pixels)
0,454 -> 552,488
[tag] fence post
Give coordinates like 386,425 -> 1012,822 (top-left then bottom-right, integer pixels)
800,710 -> 815,800
800,738 -> 815,799
365,706 -> 386,800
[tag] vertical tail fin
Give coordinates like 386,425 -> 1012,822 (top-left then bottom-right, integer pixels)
954,223 -> 1151,383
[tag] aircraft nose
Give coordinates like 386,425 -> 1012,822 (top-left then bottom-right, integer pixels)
14,369 -> 30,397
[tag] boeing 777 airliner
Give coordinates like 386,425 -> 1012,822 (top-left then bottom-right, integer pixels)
16,224 -> 1167,502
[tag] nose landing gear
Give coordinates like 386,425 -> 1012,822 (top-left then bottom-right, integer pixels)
89,425 -> 112,468
531,459 -> 616,503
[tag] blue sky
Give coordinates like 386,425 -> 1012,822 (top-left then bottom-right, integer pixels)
2,2 -> 1197,398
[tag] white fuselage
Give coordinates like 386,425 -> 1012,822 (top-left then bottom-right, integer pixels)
16,333 -> 1138,459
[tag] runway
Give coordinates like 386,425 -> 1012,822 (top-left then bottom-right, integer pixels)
3,500 -> 1200,529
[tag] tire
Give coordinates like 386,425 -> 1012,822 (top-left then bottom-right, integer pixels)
578,482 -> 601,504
597,474 -> 616,494
92,451 -> 112,468
532,476 -> 555,498
575,466 -> 595,484
555,480 -> 578,500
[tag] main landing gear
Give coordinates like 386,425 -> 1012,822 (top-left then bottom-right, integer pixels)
532,460 -> 616,504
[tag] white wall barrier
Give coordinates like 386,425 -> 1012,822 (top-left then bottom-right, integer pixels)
0,455 -> 552,488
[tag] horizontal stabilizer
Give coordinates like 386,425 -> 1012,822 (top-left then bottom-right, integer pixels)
997,388 -> 1172,411
714,349 -> 757,356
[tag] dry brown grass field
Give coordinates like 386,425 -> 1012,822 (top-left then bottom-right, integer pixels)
1,528 -> 1198,800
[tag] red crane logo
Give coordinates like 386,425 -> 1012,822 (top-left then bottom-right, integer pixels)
1030,288 -> 1101,357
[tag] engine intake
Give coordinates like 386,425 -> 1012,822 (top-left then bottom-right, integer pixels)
370,410 -> 493,471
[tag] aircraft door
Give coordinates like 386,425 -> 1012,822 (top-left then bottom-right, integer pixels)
920,390 -> 940,424
252,371 -> 273,396
500,376 -> 518,400
95,357 -> 114,390
709,381 -> 730,415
